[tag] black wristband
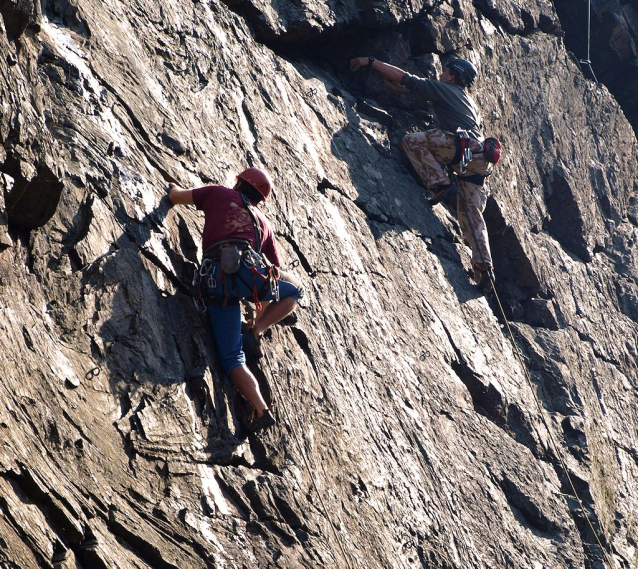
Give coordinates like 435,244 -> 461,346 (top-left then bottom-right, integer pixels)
368,56 -> 376,67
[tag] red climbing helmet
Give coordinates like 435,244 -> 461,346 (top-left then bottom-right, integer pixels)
236,167 -> 273,201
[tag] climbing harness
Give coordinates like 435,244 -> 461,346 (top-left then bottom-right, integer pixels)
239,192 -> 280,309
261,349 -> 360,569
193,242 -> 279,311
459,184 -> 614,568
579,0 -> 599,83
451,131 -> 502,174
193,194 -> 281,312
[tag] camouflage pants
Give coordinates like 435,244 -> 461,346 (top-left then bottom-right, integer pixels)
402,129 -> 493,268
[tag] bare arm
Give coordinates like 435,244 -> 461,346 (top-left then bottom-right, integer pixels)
350,57 -> 407,84
167,183 -> 195,206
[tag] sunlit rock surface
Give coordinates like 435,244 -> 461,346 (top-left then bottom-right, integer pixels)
0,1 -> 637,568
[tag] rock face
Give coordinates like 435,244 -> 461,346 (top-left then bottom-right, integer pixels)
554,0 -> 638,133
1,1 -> 637,568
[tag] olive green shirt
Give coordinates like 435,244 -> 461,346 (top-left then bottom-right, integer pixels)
401,72 -> 484,141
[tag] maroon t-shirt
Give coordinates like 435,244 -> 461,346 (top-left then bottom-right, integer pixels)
191,185 -> 281,267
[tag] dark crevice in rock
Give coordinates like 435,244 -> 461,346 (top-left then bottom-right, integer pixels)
290,326 -> 317,372
247,441 -> 285,477
21,325 -> 35,351
93,196 -> 192,297
451,358 -> 506,428
0,492 -> 52,568
446,330 -> 550,459
556,482 -> 609,567
175,214 -> 200,266
106,509 -> 183,569
75,539 -> 110,569
2,156 -> 64,230
4,468 -> 84,545
67,246 -> 84,271
0,0 -> 39,41
317,177 -> 348,199
84,490 -> 109,516
62,192 -> 95,253
137,245 -> 192,297
61,410 -> 94,445
265,519 -> 299,546
436,308 -> 530,442
497,473 -> 562,535
213,473 -> 251,520
281,234 -> 315,277
87,68 -> 179,185
240,96 -> 260,153
41,0 -> 90,38
544,169 -> 592,263
472,1 -> 563,38
355,99 -> 394,128
484,198 -> 540,292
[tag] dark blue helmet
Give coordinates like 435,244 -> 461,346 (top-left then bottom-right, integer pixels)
446,59 -> 478,87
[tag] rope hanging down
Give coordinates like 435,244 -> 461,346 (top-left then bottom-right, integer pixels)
459,185 -> 613,568
579,0 -> 599,83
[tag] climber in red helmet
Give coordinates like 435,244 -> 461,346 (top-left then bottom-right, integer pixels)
168,168 -> 303,433
350,56 -> 501,294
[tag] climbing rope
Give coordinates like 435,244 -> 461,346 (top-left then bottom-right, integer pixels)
458,184 -> 614,568
260,349 -> 360,569
579,0 -> 599,83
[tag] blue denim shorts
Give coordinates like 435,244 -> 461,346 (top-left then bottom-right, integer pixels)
205,261 -> 302,374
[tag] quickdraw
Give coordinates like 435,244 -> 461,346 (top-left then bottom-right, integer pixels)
451,129 -> 473,174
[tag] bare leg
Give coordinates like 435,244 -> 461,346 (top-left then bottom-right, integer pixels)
229,365 -> 268,417
252,297 -> 298,337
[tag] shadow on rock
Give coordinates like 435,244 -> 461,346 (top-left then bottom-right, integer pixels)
81,199 -> 250,466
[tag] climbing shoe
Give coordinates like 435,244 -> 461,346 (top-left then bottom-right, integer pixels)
248,410 -> 276,434
242,330 -> 263,359
477,268 -> 495,295
429,183 -> 458,205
